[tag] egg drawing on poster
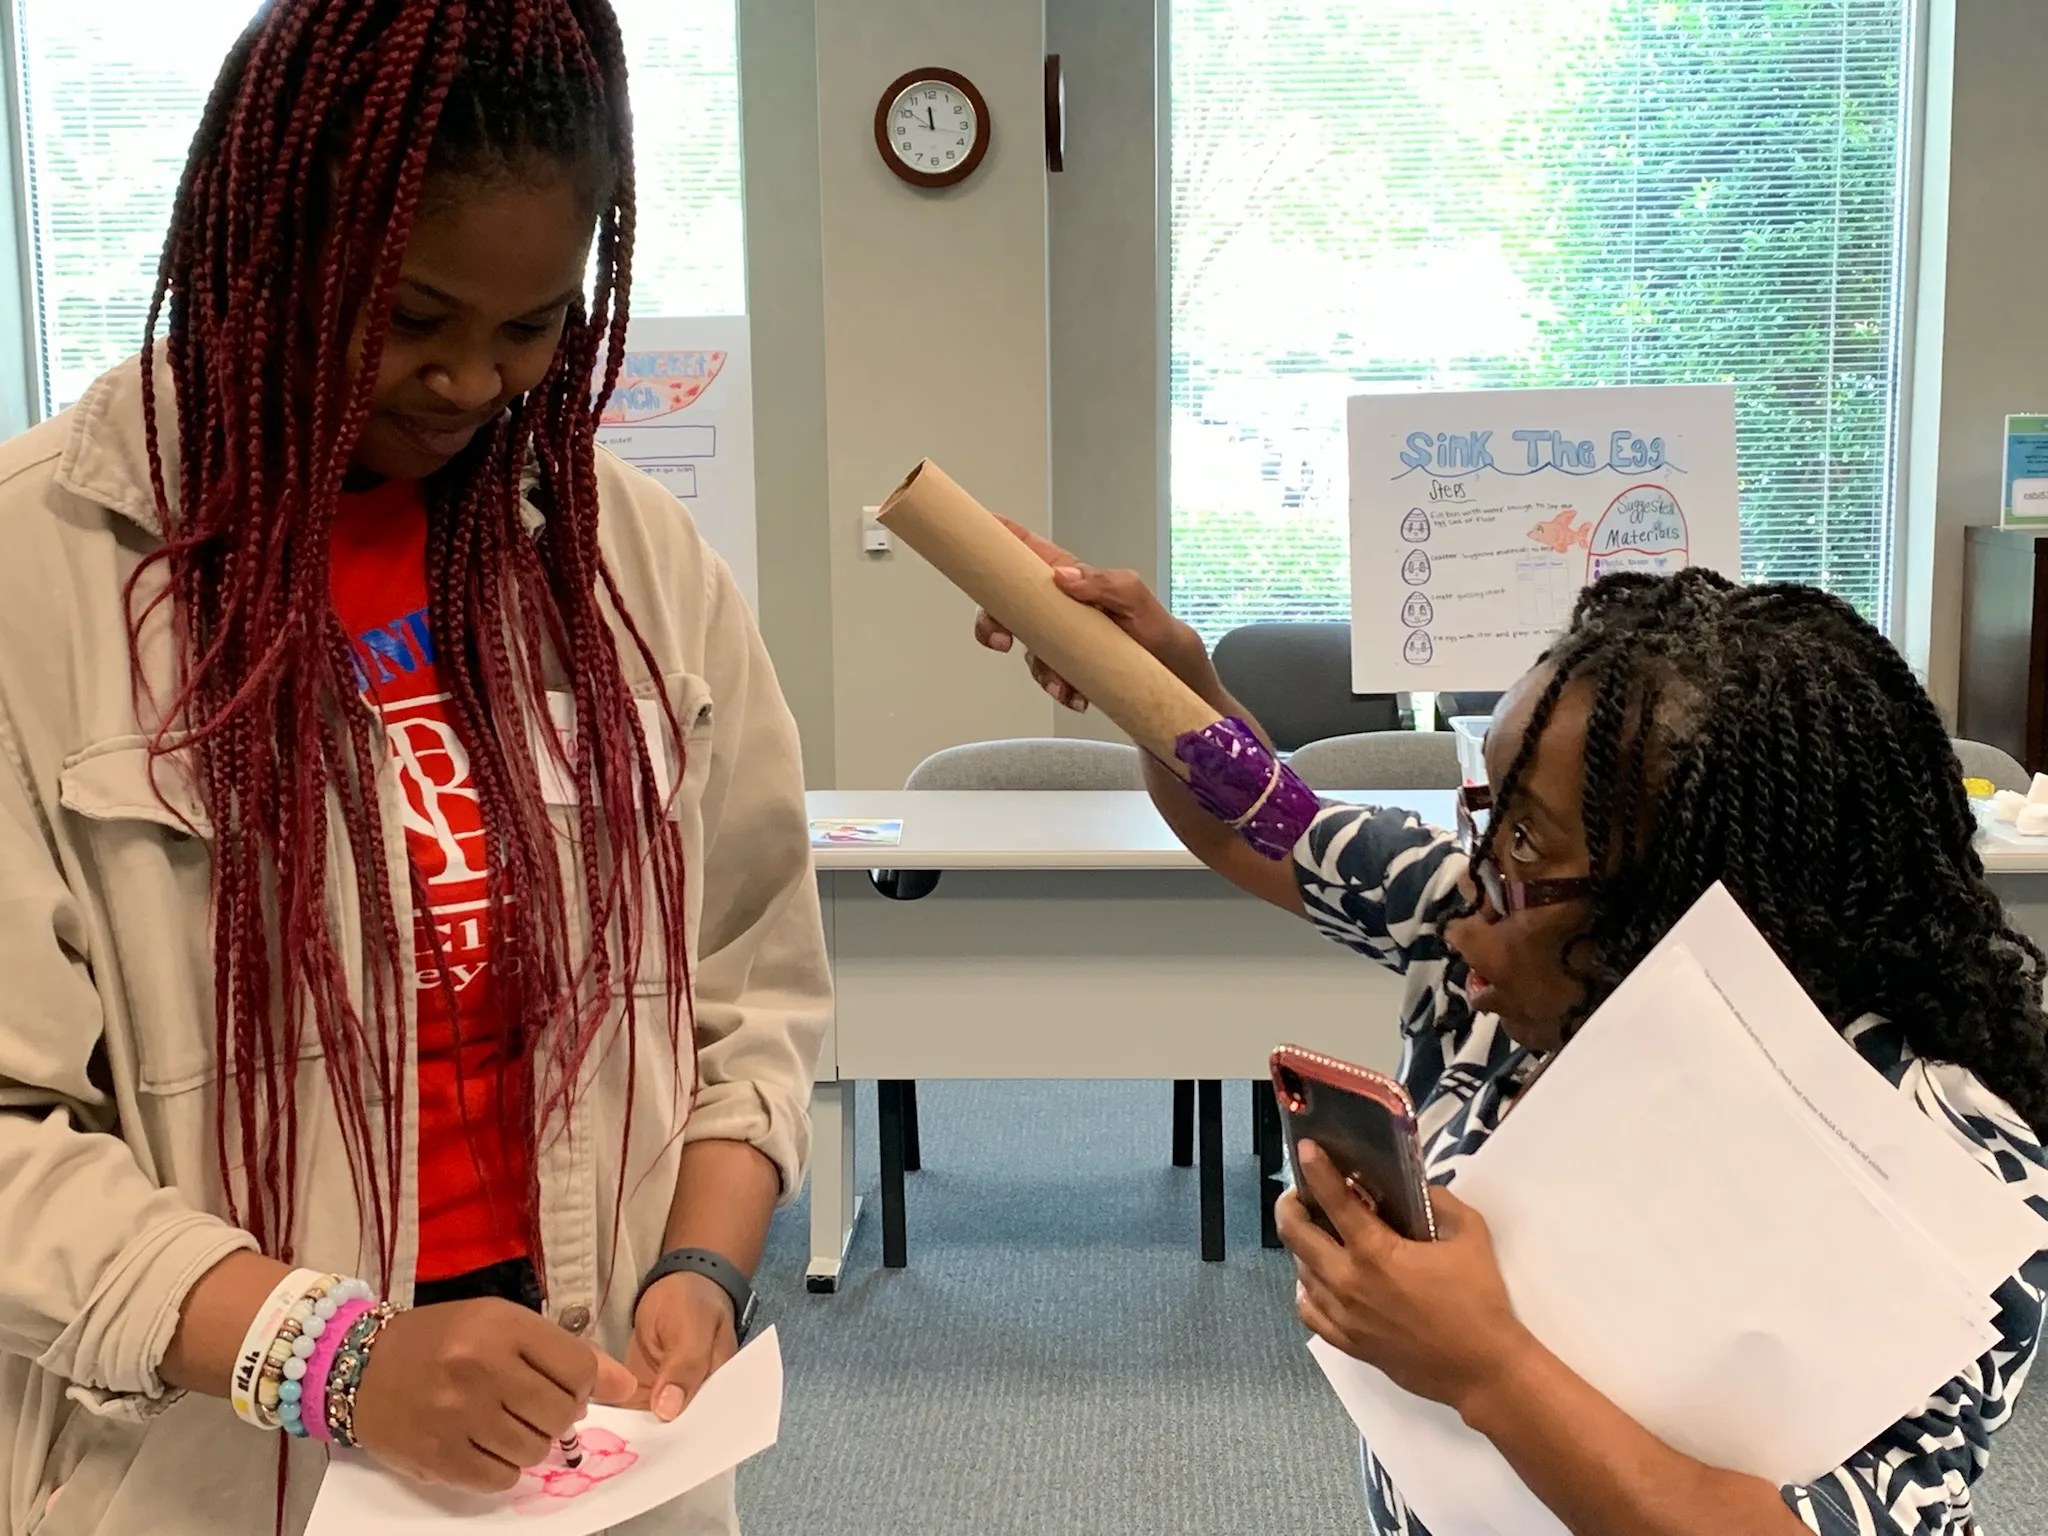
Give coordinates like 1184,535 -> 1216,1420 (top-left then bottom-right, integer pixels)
1348,385 -> 1741,693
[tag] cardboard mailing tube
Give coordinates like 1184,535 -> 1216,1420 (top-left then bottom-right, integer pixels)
877,459 -> 1214,767
878,459 -> 1319,858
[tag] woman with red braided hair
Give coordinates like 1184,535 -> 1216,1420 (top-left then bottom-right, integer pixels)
0,3 -> 828,1532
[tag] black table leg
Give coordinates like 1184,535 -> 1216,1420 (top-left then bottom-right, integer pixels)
878,1080 -> 909,1269
1257,1085 -> 1284,1250
902,1080 -> 922,1172
1198,1079 -> 1224,1261
1172,1079 -> 1194,1168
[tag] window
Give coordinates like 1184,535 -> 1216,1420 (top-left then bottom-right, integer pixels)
11,0 -> 745,415
1169,0 -> 1912,642
605,0 -> 746,317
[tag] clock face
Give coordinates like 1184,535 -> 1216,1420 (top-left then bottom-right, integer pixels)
886,81 -> 980,176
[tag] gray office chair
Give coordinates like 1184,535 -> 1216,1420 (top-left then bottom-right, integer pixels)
880,739 -> 1232,1263
1954,738 -> 2029,793
1210,623 -> 1400,752
1288,730 -> 1461,791
904,738 -> 1148,793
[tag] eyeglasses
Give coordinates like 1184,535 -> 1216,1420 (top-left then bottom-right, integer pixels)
1455,784 -> 1597,916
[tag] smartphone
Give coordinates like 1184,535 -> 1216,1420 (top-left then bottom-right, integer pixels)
1270,1044 -> 1437,1242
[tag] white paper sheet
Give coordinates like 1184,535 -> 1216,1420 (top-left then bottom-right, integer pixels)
1655,888 -> 2048,1298
1308,889 -> 2046,1536
1311,1343 -> 1533,1536
304,1326 -> 782,1536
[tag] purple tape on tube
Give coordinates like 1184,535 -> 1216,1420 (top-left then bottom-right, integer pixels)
1174,717 -> 1319,860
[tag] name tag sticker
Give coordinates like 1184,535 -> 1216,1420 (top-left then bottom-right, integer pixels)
533,692 -> 678,807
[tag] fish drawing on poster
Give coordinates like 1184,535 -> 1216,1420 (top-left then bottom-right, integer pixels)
596,316 -> 759,610
1348,385 -> 1740,693
1525,484 -> 1692,584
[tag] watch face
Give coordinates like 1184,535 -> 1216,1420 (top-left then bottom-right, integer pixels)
886,81 -> 980,175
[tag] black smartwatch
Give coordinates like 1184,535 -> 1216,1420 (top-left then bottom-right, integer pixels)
634,1248 -> 760,1342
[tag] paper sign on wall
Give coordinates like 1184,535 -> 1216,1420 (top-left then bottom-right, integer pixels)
2002,413 -> 2048,528
597,315 -> 759,609
1348,385 -> 1740,692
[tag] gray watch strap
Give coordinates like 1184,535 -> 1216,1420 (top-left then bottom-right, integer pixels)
634,1247 -> 759,1341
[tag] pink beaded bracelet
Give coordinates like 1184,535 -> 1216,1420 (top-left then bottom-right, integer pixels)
294,1296 -> 376,1443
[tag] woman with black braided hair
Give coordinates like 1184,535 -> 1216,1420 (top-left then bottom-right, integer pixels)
0,4 -> 826,1534
976,538 -> 2048,1536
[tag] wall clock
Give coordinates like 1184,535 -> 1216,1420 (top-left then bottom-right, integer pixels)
874,67 -> 991,190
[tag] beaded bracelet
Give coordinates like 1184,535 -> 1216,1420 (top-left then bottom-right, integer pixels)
258,1276 -> 369,1429
256,1276 -> 374,1432
290,1295 -> 376,1441
229,1272 -> 382,1434
230,1269 -> 327,1429
326,1301 -> 402,1450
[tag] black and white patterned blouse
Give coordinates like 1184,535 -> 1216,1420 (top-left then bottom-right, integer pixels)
1292,802 -> 2048,1536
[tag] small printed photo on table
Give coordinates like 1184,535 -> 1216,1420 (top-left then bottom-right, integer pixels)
809,819 -> 905,848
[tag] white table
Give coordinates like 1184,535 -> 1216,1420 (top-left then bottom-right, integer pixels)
1972,813 -> 2048,952
801,788 -> 1448,1290
800,790 -> 2048,1292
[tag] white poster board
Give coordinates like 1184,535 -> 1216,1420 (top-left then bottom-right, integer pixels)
1348,384 -> 1740,692
597,316 -> 758,609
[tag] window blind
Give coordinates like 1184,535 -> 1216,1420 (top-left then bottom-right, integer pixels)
11,0 -> 746,416
606,0 -> 746,319
1168,0 -> 1911,643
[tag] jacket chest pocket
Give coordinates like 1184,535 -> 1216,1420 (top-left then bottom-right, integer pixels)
57,740 -> 324,1095
539,673 -> 715,998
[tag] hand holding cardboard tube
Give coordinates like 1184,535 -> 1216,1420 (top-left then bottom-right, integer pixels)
876,459 -> 1320,859
967,523 -> 1206,719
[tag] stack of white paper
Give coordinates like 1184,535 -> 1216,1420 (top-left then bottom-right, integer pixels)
1310,886 -> 2047,1536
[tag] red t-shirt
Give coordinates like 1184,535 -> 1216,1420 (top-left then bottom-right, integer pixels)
330,478 -> 532,1282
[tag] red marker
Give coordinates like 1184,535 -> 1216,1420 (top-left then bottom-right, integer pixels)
558,1431 -> 584,1470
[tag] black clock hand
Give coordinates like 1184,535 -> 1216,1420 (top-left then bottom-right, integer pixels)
927,107 -> 936,131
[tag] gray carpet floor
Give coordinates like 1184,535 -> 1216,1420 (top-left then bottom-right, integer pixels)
738,1080 -> 2048,1534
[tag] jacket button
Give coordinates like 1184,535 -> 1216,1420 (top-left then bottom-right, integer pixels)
559,1304 -> 592,1336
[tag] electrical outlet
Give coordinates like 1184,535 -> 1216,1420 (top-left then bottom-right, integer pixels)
862,505 -> 892,555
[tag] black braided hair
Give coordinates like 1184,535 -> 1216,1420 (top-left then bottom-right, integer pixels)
1492,568 -> 2048,1134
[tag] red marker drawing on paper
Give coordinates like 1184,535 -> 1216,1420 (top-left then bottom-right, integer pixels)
516,1428 -> 640,1510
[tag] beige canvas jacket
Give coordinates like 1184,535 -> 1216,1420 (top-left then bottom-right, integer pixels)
0,360 -> 830,1536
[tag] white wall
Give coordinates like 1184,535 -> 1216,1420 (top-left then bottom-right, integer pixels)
1899,0 -> 2048,717
1046,0 -> 1165,747
737,0 -> 837,788
740,0 -> 1170,787
813,0 -> 1062,788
